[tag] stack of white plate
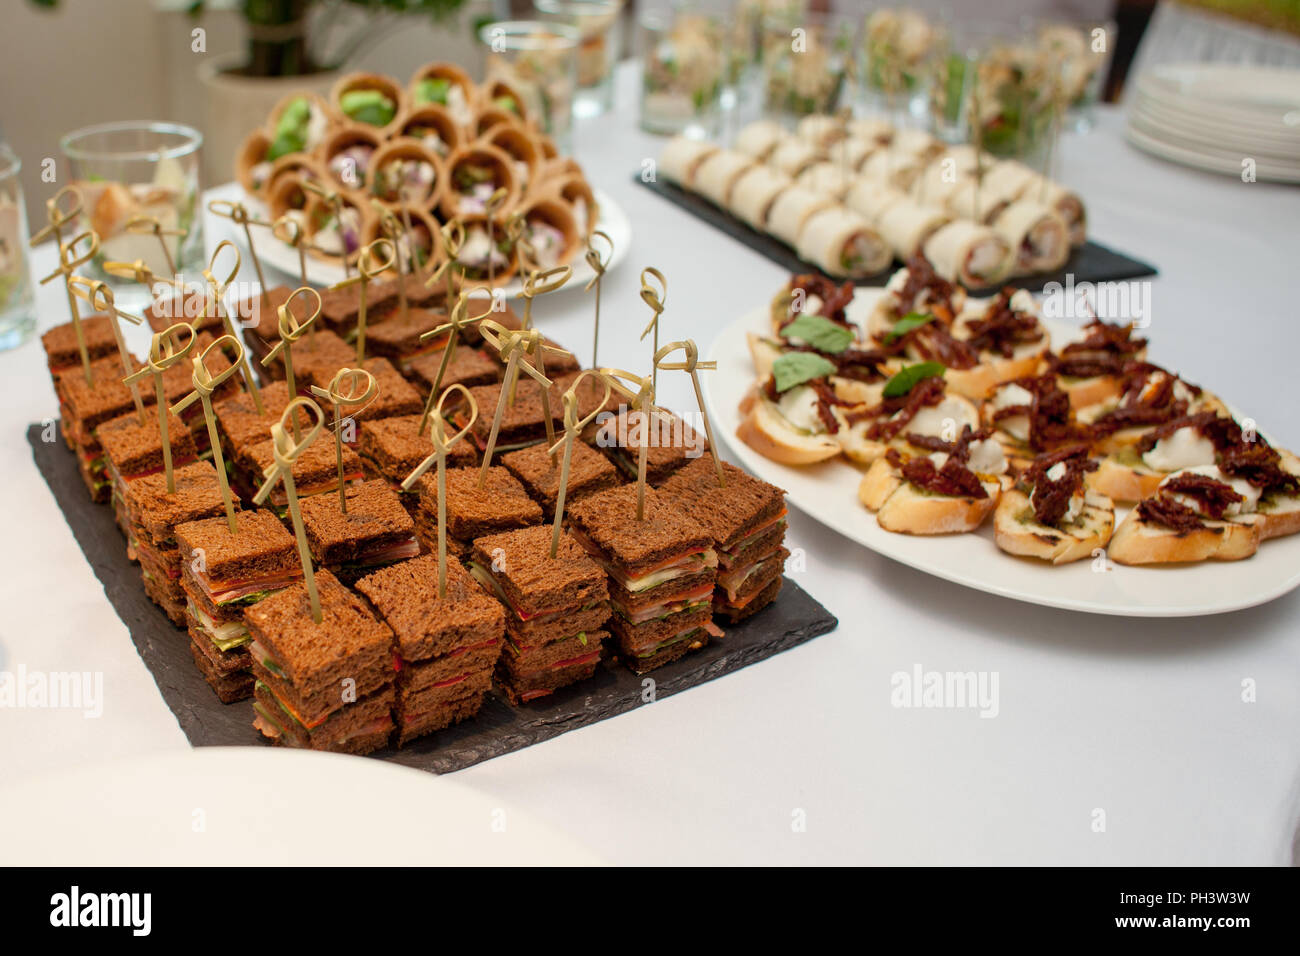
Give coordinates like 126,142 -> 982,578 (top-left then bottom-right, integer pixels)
1126,63 -> 1300,183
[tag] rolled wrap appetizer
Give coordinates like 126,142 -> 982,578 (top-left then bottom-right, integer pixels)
734,120 -> 785,161
409,62 -> 476,127
796,115 -> 848,149
330,72 -> 405,137
845,180 -> 908,225
768,138 -> 821,178
369,140 -> 444,210
321,124 -> 384,191
479,123 -> 541,196
944,177 -> 1011,225
796,162 -> 855,201
695,150 -> 755,208
660,136 -> 719,188
518,196 -> 580,270
826,136 -> 880,173
922,219 -> 1011,288
439,144 -> 519,219
993,200 -> 1070,277
859,148 -> 923,192
766,185 -> 837,247
396,104 -> 461,158
728,165 -> 793,230
889,127 -> 944,163
982,160 -> 1086,245
875,197 -> 952,261
796,207 -> 892,279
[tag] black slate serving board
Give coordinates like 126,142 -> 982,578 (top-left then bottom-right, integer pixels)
30,425 -> 838,774
635,174 -> 1157,293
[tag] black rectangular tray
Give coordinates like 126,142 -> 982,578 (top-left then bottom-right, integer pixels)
30,425 -> 838,774
636,174 -> 1157,293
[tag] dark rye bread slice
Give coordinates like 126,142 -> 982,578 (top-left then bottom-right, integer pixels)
487,335 -> 579,375
232,285 -> 295,355
657,454 -> 787,553
400,668 -> 492,714
124,461 -> 227,546
181,565 -> 246,624
592,408 -> 708,485
41,314 -> 119,372
263,328 -> 354,384
144,287 -> 219,334
141,563 -> 187,626
416,466 -> 543,544
716,575 -> 783,624
370,273 -> 443,316
315,278 -> 407,337
609,604 -> 714,655
395,691 -> 482,746
60,366 -> 148,447
189,642 -> 255,703
174,508 -> 298,585
99,411 -> 197,480
186,613 -> 253,675
237,431 -> 363,497
500,440 -> 621,518
505,604 -> 610,648
494,636 -> 606,704
298,356 -> 424,423
501,629 -> 603,674
406,344 -> 501,395
299,479 -> 415,567
253,681 -> 395,756
549,370 -> 621,426
246,570 -> 395,724
720,548 -> 788,606
619,625 -> 709,675
355,554 -> 505,663
362,307 -> 447,362
398,638 -> 503,695
566,484 -> 713,578
470,525 -> 608,618
213,381 -> 294,455
358,414 -> 477,487
459,378 -> 564,449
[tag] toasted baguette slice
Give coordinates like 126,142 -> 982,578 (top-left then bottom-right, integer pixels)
1056,373 -> 1124,410
747,332 -> 782,380
834,391 -> 980,466
736,389 -> 840,465
1107,511 -> 1260,565
1256,450 -> 1300,540
1080,391 -> 1228,455
1091,454 -> 1166,502
994,487 -> 1114,564
943,342 -> 1051,401
858,457 -> 1003,534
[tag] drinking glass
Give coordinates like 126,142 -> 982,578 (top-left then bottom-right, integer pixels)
1034,17 -> 1116,133
59,121 -> 203,288
0,145 -> 35,351
860,4 -> 947,123
761,9 -> 859,122
479,20 -> 580,152
534,0 -> 624,119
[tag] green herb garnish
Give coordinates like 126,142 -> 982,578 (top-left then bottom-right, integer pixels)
882,361 -> 945,398
780,313 -> 853,354
772,352 -> 837,393
884,311 -> 934,344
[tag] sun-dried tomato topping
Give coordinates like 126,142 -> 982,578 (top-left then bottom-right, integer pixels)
897,255 -> 957,317
1092,362 -> 1197,433
887,445 -> 988,499
853,375 -> 946,438
963,287 -> 1044,358
1160,473 -> 1243,520
1136,496 -> 1206,533
781,274 -> 856,328
1134,411 -> 1223,454
994,374 -> 1092,451
1021,445 -> 1097,526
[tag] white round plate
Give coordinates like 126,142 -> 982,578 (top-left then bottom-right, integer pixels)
704,291 -> 1300,617
0,747 -> 604,865
249,187 -> 631,299
1143,63 -> 1300,117
1125,121 -> 1300,184
1131,92 -> 1300,159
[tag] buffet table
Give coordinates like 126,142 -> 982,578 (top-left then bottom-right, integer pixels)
4,63 -> 1300,865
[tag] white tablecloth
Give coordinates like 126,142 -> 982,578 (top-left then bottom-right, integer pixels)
4,64 -> 1299,865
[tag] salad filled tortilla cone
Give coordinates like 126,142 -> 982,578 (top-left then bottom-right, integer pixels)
330,71 -> 406,138
479,123 -> 542,196
483,78 -> 529,124
266,170 -> 320,223
454,216 -> 519,287
321,124 -> 384,191
550,173 -> 597,238
516,196 -> 580,270
236,128 -> 273,196
408,61 -> 476,126
265,154 -> 327,198
439,144 -> 519,220
303,191 -> 375,267
396,104 -> 461,159
264,92 -> 338,160
363,204 -> 443,275
471,105 -> 521,139
369,139 -> 445,210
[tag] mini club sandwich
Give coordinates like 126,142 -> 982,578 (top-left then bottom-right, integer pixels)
316,280 -> 400,341
406,342 -> 501,395
412,465 -> 543,556
566,484 -> 721,673
980,373 -> 1095,473
260,328 -> 354,388
593,407 -> 707,484
298,356 -> 424,432
858,424 -> 1012,534
98,410 -> 198,535
501,440 -> 622,519
1109,424 -> 1300,565
455,379 -> 564,454
160,333 -> 240,455
868,280 -> 1050,400
1045,319 -> 1148,408
249,569 -> 397,756
174,509 -> 301,703
831,363 -> 982,466
56,355 -> 148,502
123,461 -> 228,629
356,556 -> 504,745
213,381 -> 295,464
469,525 -> 611,704
657,454 -> 789,623
41,315 -> 119,378
299,479 -> 421,584
361,307 -> 449,372
233,429 -> 365,512
356,414 -> 477,511
1077,361 -> 1225,456
995,445 -> 1115,564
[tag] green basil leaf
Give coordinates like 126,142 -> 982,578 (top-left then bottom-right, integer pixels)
882,361 -> 946,398
884,311 -> 934,344
772,352 -> 837,393
780,312 -> 854,354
